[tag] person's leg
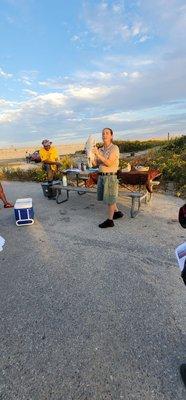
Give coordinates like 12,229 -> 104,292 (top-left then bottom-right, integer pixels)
99,176 -> 117,228
0,183 -> 13,207
44,164 -> 54,182
108,203 -> 116,220
0,183 -> 8,204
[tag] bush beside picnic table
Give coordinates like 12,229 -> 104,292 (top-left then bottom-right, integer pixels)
120,136 -> 185,197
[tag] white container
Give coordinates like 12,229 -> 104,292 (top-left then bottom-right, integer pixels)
135,165 -> 149,172
62,175 -> 67,186
14,198 -> 34,226
121,163 -> 131,172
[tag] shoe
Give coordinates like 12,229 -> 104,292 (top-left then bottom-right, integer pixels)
99,219 -> 114,228
4,203 -> 14,208
180,364 -> 186,387
113,211 -> 124,219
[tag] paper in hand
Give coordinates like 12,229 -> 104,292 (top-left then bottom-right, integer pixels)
0,235 -> 5,252
175,242 -> 186,272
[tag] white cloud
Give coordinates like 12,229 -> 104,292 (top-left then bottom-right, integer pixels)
18,70 -> 39,86
139,35 -> 149,43
35,93 -> 67,106
38,79 -> 64,89
66,85 -> 111,100
0,99 -> 12,107
75,70 -> 112,81
0,109 -> 21,124
23,89 -> 38,96
130,71 -> 141,79
120,71 -> 141,79
83,1 -> 149,44
0,67 -> 13,78
71,35 -> 80,42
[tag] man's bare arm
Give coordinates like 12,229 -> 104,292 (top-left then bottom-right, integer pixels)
93,147 -> 117,167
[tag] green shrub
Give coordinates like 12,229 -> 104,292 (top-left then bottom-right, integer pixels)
0,167 -> 47,182
98,139 -> 168,152
147,136 -> 186,190
59,155 -> 75,169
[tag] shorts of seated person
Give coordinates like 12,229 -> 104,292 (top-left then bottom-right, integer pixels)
42,164 -> 55,182
97,175 -> 118,205
42,164 -> 52,172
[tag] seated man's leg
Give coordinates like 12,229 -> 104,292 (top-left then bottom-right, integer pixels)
42,164 -> 56,198
43,164 -> 54,182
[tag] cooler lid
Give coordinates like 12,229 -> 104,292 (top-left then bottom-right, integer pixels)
14,198 -> 33,209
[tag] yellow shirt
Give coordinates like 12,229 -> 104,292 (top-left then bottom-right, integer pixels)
98,143 -> 119,173
39,146 -> 59,171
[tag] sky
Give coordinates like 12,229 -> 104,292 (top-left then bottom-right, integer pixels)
0,0 -> 186,147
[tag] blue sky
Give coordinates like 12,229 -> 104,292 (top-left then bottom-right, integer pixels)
0,0 -> 186,146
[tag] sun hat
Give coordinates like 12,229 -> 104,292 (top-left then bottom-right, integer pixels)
42,139 -> 52,147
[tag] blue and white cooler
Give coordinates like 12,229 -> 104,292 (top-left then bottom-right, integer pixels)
14,198 -> 34,226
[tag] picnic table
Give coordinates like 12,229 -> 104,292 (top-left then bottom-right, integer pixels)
51,168 -> 161,218
117,169 -> 161,193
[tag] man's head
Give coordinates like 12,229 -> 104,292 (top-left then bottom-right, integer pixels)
42,139 -> 52,151
102,127 -> 113,146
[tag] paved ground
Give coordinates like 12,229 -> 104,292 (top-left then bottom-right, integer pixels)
0,181 -> 185,400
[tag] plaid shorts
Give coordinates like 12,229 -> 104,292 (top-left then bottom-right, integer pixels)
97,175 -> 118,205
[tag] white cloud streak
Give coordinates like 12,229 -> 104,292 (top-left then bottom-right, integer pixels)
0,67 -> 13,78
83,0 -> 149,44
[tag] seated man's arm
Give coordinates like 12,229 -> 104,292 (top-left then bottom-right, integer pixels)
39,149 -> 61,166
42,160 -> 61,165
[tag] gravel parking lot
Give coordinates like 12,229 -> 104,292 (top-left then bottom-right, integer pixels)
0,181 -> 185,400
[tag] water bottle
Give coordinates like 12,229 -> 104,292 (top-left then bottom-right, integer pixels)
81,162 -> 86,171
62,175 -> 67,186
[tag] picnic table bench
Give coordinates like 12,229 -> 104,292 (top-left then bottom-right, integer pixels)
52,171 -> 160,217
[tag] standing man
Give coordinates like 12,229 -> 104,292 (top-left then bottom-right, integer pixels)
39,139 -> 61,182
93,127 -> 123,228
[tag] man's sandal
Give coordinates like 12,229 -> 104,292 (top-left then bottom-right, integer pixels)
4,203 -> 14,208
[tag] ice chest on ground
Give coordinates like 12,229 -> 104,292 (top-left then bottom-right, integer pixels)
14,198 -> 34,226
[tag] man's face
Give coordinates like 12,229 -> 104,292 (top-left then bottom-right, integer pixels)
44,145 -> 51,151
102,129 -> 112,143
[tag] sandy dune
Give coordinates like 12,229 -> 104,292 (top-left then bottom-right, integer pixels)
0,143 -> 84,160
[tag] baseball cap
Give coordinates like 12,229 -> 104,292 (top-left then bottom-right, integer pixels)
42,139 -> 52,147
179,204 -> 186,229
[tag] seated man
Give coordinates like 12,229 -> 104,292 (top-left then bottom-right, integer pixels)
39,139 -> 61,182
0,182 -> 13,208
